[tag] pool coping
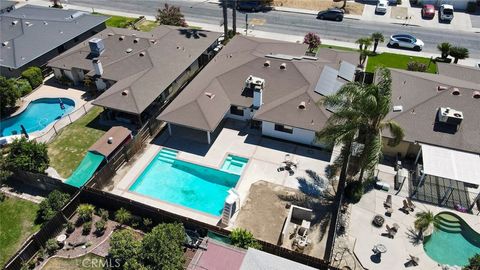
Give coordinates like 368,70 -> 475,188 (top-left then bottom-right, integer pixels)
0,96 -> 78,142
118,146 -> 252,225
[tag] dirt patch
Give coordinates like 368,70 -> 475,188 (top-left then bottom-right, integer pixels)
234,181 -> 333,258
390,6 -> 408,19
273,0 -> 365,15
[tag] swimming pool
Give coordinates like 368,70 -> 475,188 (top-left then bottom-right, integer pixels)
0,98 -> 75,137
129,149 -> 248,216
424,212 -> 480,266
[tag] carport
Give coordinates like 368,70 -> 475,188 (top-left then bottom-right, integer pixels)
412,143 -> 480,211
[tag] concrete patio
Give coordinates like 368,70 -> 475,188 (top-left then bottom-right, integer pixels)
110,119 -> 332,226
349,189 -> 480,270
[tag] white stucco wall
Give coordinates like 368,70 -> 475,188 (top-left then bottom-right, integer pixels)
261,121 -> 316,145
64,70 -> 74,82
53,68 -> 62,79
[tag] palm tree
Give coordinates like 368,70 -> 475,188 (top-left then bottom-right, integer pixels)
232,0 -> 237,35
414,210 -> 435,235
437,42 -> 452,59
371,32 -> 385,54
449,46 -> 469,64
115,207 -> 132,226
222,0 -> 228,39
316,68 -> 404,181
355,37 -> 372,51
77,204 -> 95,222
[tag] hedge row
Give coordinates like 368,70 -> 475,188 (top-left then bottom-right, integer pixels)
21,66 -> 43,89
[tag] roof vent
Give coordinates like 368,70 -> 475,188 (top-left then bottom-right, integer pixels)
473,91 -> 480,99
107,32 -> 114,36
280,63 -> 287,70
437,85 -> 448,91
2,41 -> 8,47
43,21 -> 48,25
176,46 -> 181,50
121,90 -> 128,96
126,48 -> 133,53
139,51 -> 146,57
298,101 -> 306,110
150,39 -> 156,44
451,88 -> 460,96
393,105 -> 403,112
11,20 -> 18,25
59,30 -> 63,34
107,137 -> 113,144
25,21 -> 32,27
119,35 -> 125,41
133,38 -> 139,44
264,60 -> 270,67
205,92 -> 215,99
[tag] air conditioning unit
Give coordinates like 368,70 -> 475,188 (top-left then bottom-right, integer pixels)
221,189 -> 240,226
437,107 -> 463,126
245,75 -> 265,90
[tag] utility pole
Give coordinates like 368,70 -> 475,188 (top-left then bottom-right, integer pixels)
232,0 -> 237,34
245,13 -> 248,36
222,1 -> 228,38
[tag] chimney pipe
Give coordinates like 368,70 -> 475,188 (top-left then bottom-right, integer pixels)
92,58 -> 103,76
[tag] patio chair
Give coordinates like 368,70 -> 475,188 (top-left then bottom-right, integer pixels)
384,195 -> 392,208
407,198 -> 416,210
385,224 -> 398,238
406,255 -> 419,266
401,200 -> 411,214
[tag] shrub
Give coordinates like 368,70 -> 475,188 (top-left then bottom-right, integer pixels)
0,192 -> 6,202
0,76 -> 20,114
230,228 -> 261,249
345,181 -> 364,203
143,218 -> 153,230
156,4 -> 187,27
464,254 -> 480,270
15,79 -> 33,96
83,221 -> 92,235
407,61 -> 427,72
65,221 -> 75,234
38,190 -> 70,222
95,219 -> 106,234
467,2 -> 477,13
6,138 -> 49,173
115,207 -> 132,226
109,229 -> 142,268
77,204 -> 95,222
21,67 -> 43,89
98,208 -> 109,221
45,238 -> 59,255
141,223 -> 186,269
131,215 -> 141,228
303,32 -> 321,53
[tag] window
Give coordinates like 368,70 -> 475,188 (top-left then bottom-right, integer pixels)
274,124 -> 293,134
230,106 -> 244,116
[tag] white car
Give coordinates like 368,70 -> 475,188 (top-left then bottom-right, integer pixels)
440,4 -> 454,22
388,34 -> 424,51
475,62 -> 480,69
376,0 -> 388,13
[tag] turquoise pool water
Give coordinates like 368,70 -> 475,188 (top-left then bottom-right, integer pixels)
221,155 -> 249,175
0,98 -> 75,137
129,149 -> 247,216
424,212 -> 480,266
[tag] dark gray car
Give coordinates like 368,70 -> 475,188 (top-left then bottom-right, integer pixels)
317,8 -> 344,21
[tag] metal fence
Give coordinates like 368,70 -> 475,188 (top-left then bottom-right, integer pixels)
33,102 -> 94,144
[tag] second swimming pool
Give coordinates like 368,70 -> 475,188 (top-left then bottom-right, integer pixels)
129,149 -> 248,216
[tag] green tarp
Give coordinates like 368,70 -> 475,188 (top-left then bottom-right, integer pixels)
65,151 -> 105,187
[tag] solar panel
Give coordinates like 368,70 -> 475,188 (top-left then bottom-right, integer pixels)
315,66 -> 339,96
338,61 -> 356,81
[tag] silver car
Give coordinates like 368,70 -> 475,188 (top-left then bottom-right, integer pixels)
388,34 -> 424,51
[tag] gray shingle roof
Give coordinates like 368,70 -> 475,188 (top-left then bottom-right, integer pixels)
158,35 -> 359,132
239,248 -> 317,270
386,68 -> 480,153
437,62 -> 480,84
1,1 -> 16,10
48,26 -> 221,115
0,5 -> 107,69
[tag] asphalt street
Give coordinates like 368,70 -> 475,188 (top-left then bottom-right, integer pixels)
66,0 -> 480,58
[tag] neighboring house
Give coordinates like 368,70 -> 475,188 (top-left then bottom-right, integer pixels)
187,239 -> 317,270
0,5 -> 107,77
0,0 -> 16,14
48,26 -> 221,126
382,68 -> 480,159
159,35 -> 359,146
419,0 -> 475,10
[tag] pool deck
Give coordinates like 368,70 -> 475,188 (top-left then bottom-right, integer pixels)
348,189 -> 480,270
111,120 -> 332,226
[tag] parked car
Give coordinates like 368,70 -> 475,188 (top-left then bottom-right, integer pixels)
237,1 -> 263,12
475,62 -> 480,69
388,34 -> 424,51
421,4 -> 435,19
375,0 -> 388,14
439,4 -> 454,22
317,8 -> 344,21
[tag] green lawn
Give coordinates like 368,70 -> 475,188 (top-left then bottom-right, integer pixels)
0,196 -> 40,268
43,253 -> 104,270
318,44 -> 358,52
136,20 -> 158,32
104,15 -> 137,28
48,107 -> 107,178
366,52 -> 437,73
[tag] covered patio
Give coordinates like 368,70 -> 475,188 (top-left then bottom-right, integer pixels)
411,143 -> 480,213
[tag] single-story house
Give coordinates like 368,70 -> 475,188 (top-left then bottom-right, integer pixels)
158,35 -> 359,146
0,5 -> 107,77
48,26 -> 221,126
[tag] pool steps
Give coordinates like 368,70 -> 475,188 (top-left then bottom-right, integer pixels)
435,213 -> 462,233
157,148 -> 178,164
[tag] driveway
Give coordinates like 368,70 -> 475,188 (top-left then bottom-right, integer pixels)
470,14 -> 480,29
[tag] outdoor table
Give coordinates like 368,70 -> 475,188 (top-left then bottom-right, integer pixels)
373,244 -> 387,254
56,234 -> 67,245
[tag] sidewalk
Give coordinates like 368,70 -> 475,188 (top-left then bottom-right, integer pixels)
20,0 -> 480,66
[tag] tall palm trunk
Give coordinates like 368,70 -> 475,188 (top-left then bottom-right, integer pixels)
222,1 -> 228,38
232,0 -> 237,34
373,40 -> 379,53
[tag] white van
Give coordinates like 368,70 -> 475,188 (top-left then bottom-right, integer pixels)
440,4 -> 454,22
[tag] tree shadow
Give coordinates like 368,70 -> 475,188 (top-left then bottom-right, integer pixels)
405,227 -> 423,246
296,169 -> 335,201
178,29 -> 208,39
